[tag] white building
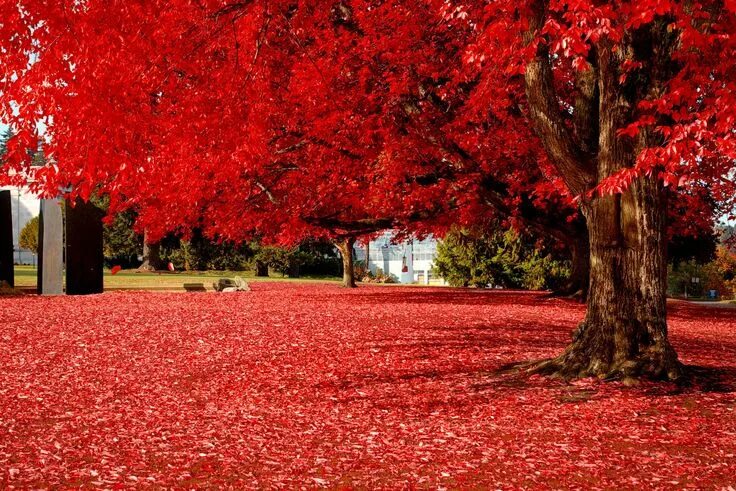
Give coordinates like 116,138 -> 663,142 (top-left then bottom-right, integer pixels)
1,186 -> 40,265
354,231 -> 442,284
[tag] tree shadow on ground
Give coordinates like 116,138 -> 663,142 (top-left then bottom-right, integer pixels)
324,294 -> 736,409
316,361 -> 736,412
417,322 -> 575,334
345,289 -> 556,307
368,335 -> 564,353
679,365 -> 736,393
668,302 -> 736,321
323,351 -> 736,410
484,360 -> 736,395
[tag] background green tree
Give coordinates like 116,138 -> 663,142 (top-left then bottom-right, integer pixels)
433,226 -> 569,290
103,210 -> 143,268
0,127 -> 13,162
19,216 -> 39,255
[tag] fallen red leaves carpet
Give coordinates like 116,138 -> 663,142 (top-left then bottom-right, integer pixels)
1,284 -> 735,488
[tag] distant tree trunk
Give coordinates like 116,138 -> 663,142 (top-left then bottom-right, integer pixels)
336,237 -> 356,288
139,230 -> 162,271
254,260 -> 269,277
567,234 -> 590,299
364,240 -> 370,274
553,228 -> 590,300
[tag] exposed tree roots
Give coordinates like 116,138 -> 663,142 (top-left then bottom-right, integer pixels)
525,342 -> 683,384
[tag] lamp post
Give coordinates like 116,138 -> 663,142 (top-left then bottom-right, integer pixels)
692,277 -> 700,298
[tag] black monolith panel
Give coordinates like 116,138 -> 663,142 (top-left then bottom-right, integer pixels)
65,198 -> 104,295
0,190 -> 13,287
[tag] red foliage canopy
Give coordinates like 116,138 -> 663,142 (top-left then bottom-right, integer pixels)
1,0 -> 734,243
447,0 -> 736,208
1,1 -> 459,243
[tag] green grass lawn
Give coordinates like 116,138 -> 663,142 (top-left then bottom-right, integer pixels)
13,265 -> 341,291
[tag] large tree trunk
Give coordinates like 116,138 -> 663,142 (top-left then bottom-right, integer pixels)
336,237 -> 356,288
139,230 -> 163,271
535,172 -> 680,382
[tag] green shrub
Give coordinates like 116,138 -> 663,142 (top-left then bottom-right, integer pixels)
361,267 -> 397,284
433,226 -> 569,290
252,245 -> 313,277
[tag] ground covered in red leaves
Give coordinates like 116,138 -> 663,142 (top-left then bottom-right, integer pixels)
1,284 -> 735,488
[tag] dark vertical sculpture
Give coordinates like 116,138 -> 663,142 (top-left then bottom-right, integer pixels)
65,198 -> 104,295
38,198 -> 64,295
0,190 -> 13,287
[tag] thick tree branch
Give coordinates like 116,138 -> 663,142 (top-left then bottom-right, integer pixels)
523,0 -> 595,195
303,207 -> 441,238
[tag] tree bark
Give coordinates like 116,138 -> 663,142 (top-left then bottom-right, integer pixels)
139,230 -> 163,271
537,177 -> 681,381
254,260 -> 269,277
336,237 -> 356,288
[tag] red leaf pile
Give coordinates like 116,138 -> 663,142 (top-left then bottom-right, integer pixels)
1,284 -> 735,488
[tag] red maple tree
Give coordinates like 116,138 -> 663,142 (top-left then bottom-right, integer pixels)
2,0 -> 735,380
437,0 -> 736,380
